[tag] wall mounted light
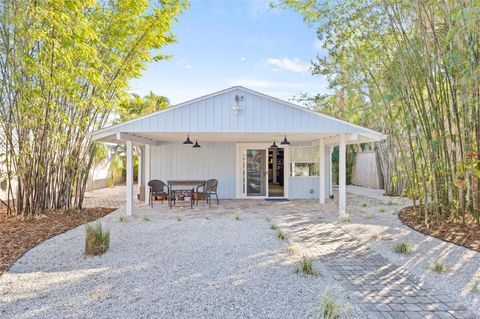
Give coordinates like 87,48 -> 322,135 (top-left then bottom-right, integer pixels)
232,95 -> 244,114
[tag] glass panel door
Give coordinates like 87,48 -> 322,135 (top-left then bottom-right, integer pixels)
246,149 -> 267,196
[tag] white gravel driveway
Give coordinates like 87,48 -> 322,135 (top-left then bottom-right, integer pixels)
0,213 -> 353,319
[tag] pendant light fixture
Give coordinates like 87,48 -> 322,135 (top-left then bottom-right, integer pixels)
183,134 -> 193,145
270,140 -> 278,148
280,135 -> 290,145
193,140 -> 201,148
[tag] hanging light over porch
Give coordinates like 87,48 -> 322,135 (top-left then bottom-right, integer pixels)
270,140 -> 278,148
193,140 -> 201,148
280,135 -> 290,145
183,134 -> 193,145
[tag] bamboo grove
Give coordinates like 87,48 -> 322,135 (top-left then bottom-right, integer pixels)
0,0 -> 186,217
281,0 -> 480,226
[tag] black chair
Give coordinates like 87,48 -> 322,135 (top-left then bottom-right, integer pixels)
148,180 -> 168,207
201,179 -> 219,208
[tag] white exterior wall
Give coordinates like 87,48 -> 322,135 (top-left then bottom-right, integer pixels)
149,142 -> 330,200
150,142 -> 237,199
106,88 -> 360,135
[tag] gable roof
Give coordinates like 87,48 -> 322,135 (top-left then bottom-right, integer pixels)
92,86 -> 385,143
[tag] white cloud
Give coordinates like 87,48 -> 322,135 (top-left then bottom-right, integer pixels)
266,58 -> 310,73
240,57 -> 246,61
185,64 -> 192,69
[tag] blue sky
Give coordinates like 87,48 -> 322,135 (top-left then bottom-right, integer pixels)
130,0 -> 328,105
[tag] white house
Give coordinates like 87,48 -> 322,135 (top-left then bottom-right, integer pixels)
91,86 -> 385,215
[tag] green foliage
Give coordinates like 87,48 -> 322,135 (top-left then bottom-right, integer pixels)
108,153 -> 124,187
340,213 -> 351,222
279,0 -> 480,225
234,213 -> 241,220
296,255 -> 319,277
379,208 -> 385,213
0,0 -> 187,216
475,283 -> 480,294
360,202 -> 368,208
432,262 -> 447,273
393,242 -> 413,255
142,215 -> 151,222
277,229 -> 286,240
287,245 -> 299,254
271,223 -> 279,230
318,292 -> 341,319
118,216 -> 127,223
85,222 -> 110,256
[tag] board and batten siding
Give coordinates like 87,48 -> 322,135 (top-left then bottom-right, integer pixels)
150,142 -> 331,200
150,142 -> 237,199
109,88 -> 361,134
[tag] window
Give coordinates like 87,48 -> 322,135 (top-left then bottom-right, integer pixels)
290,147 -> 319,176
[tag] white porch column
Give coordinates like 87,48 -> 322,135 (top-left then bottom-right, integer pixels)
126,140 -> 134,216
329,146 -> 333,198
319,140 -> 325,204
137,146 -> 142,196
339,134 -> 347,214
144,144 -> 151,205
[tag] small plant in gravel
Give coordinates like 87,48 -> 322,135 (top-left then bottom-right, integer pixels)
340,213 -> 351,222
365,214 -> 374,220
142,215 -> 151,222
176,216 -> 182,222
118,216 -> 126,222
205,214 -> 209,220
296,255 -> 319,277
234,213 -> 241,220
85,222 -> 110,256
386,200 -> 395,206
379,208 -> 385,213
318,291 -> 340,319
474,283 -> 480,294
360,202 -> 368,208
277,229 -> 286,240
271,223 -> 279,230
432,262 -> 447,273
287,245 -> 299,254
393,242 -> 413,255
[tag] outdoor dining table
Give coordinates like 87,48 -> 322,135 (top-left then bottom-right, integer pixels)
167,180 -> 205,208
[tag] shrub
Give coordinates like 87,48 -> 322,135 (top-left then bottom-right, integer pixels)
393,242 -> 413,254
318,292 -> 340,319
432,262 -> 447,273
340,213 -> 351,222
118,216 -> 126,222
271,223 -> 279,230
234,213 -> 241,220
85,222 -> 110,256
287,245 -> 299,254
142,215 -> 151,222
475,283 -> 480,294
277,229 -> 286,240
296,255 -> 319,277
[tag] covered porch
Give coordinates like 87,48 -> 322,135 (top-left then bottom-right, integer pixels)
91,86 -> 385,216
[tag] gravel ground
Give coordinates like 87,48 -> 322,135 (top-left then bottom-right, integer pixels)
337,187 -> 480,316
0,212 -> 363,319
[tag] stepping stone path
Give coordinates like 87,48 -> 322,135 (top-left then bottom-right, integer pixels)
282,220 -> 477,319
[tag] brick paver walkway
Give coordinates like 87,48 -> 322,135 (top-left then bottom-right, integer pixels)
278,218 -> 477,319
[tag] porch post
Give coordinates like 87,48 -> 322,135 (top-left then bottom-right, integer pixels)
144,144 -> 151,205
137,146 -> 142,196
329,146 -> 333,197
126,140 -> 133,216
339,134 -> 346,215
319,139 -> 325,204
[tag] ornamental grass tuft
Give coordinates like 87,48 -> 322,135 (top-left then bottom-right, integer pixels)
85,222 -> 110,256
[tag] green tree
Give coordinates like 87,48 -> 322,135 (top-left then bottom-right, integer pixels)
279,0 -> 480,226
0,0 -> 187,217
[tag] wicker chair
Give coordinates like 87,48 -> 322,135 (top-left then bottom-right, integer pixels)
200,179 -> 219,208
147,180 -> 168,207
